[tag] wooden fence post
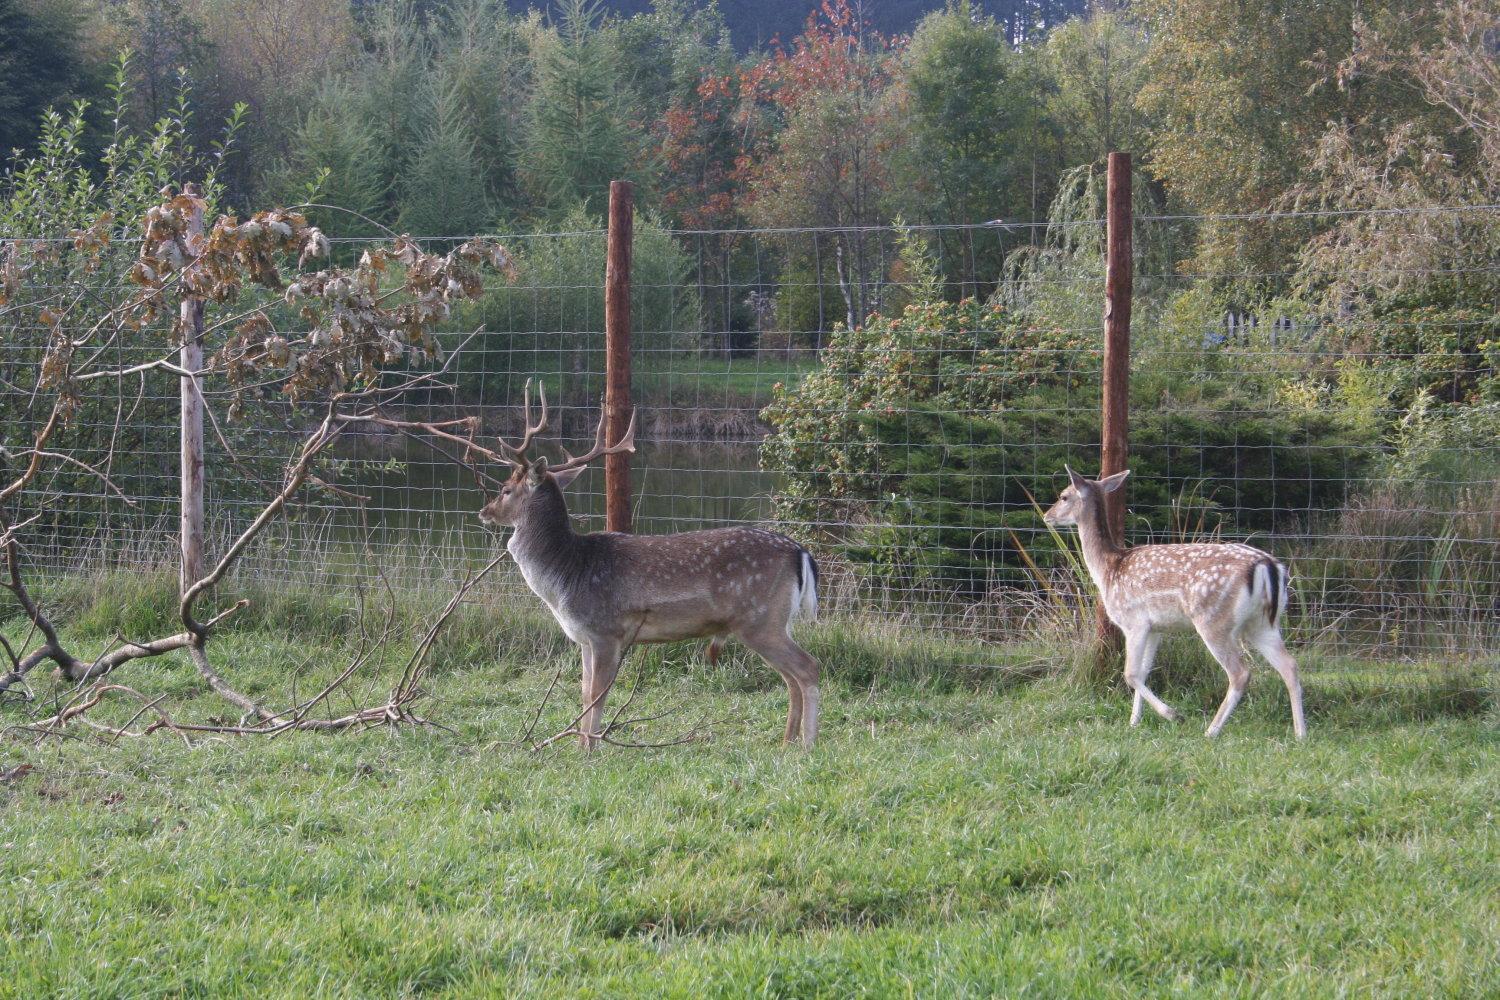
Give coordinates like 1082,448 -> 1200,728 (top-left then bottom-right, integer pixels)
605,180 -> 634,534
1097,152 -> 1132,653
179,184 -> 206,596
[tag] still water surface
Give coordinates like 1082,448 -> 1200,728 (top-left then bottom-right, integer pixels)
356,439 -> 776,547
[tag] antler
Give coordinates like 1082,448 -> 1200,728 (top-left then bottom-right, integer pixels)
551,406 -> 637,474
496,378 -> 549,465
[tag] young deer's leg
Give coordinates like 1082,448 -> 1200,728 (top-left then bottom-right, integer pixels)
738,627 -> 820,747
581,637 -> 624,752
783,674 -> 804,744
800,670 -> 820,747
1197,625 -> 1250,738
1124,627 -> 1177,723
1129,630 -> 1163,726
1248,625 -> 1307,740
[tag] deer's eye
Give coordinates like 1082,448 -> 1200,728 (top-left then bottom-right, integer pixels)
501,487 -> 512,496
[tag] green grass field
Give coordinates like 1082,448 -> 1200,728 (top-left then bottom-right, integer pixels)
634,355 -> 818,408
1,578 -> 1496,997
518,356 -> 817,412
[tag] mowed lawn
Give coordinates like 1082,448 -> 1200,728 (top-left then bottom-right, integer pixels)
1,598 -> 1496,998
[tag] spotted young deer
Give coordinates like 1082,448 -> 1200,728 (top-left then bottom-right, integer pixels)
478,383 -> 821,750
1043,467 -> 1307,739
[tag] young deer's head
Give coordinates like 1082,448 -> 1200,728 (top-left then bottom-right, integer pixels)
1042,465 -> 1130,527
476,379 -> 634,530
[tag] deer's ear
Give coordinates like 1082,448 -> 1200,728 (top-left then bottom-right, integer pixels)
1066,465 -> 1088,491
526,456 -> 549,486
1096,469 -> 1130,493
551,465 -> 584,489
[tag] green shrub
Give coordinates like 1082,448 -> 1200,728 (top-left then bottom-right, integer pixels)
761,298 -> 1092,592
761,297 -> 1378,596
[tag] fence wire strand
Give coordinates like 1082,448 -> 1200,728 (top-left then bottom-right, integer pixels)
2,209 -> 1497,663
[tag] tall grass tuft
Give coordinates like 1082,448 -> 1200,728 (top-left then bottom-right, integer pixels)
1006,488 -> 1103,689
1291,479 -> 1499,655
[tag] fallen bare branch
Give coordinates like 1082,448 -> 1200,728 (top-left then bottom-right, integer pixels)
0,762 -> 33,783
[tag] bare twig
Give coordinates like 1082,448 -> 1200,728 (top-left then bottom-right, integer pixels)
519,617 -> 720,753
518,664 -> 566,747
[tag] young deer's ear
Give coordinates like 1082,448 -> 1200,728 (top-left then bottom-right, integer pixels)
1066,465 -> 1088,491
551,465 -> 584,489
526,456 -> 549,487
1096,469 -> 1130,493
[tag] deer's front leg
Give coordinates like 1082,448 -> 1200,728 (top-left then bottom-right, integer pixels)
577,643 -> 595,751
580,638 -> 623,752
1124,628 -> 1177,723
1127,629 -> 1162,726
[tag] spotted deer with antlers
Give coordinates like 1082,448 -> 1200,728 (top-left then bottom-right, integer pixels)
1044,467 -> 1307,739
478,382 -> 821,750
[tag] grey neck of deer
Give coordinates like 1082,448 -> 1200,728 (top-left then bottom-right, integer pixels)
509,478 -> 583,571
1074,495 -> 1125,590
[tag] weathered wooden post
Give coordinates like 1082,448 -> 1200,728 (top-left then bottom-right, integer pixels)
604,180 -> 634,533
1097,152 -> 1132,653
179,184 -> 206,596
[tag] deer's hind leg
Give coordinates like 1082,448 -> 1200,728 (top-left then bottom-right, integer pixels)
738,625 -> 820,747
1247,624 -> 1307,740
1197,623 -> 1250,738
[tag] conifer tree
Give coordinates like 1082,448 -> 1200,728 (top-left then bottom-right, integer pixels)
0,0 -> 103,154
398,74 -> 491,237
433,0 -> 529,219
278,80 -> 391,238
524,0 -> 638,215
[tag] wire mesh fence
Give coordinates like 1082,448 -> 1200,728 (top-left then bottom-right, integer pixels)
3,206 -> 1497,661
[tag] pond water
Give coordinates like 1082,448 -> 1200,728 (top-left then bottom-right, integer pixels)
349,439 -> 778,555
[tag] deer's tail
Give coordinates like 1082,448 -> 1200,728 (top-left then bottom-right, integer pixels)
795,547 -> 819,623
1252,558 -> 1289,626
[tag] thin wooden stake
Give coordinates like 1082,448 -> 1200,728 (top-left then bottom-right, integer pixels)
605,180 -> 634,534
179,184 -> 206,595
1097,152 -> 1132,654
